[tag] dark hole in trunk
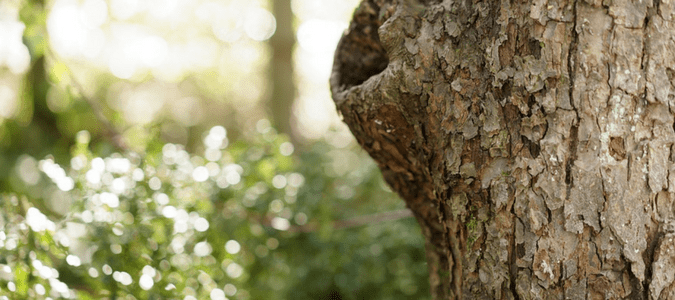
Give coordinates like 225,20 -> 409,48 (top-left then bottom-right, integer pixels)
332,1 -> 389,90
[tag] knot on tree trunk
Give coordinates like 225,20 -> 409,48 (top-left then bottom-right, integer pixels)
330,0 -> 392,96
330,1 -> 472,298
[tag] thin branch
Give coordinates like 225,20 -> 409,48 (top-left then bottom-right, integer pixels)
248,208 -> 415,233
332,208 -> 414,229
45,49 -> 128,150
289,208 -> 414,233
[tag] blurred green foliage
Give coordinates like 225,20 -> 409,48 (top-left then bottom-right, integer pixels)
0,125 -> 429,299
0,0 -> 430,299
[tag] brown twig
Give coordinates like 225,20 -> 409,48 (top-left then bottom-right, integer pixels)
289,208 -> 414,233
247,208 -> 414,233
332,208 -> 414,229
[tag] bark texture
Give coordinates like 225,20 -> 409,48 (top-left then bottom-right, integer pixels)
330,0 -> 675,299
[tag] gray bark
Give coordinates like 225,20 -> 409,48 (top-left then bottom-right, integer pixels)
330,0 -> 675,299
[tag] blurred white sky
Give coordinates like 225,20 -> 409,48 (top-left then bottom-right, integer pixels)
0,0 -> 360,140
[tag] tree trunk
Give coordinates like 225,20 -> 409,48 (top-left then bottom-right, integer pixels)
330,0 -> 675,299
269,0 -> 297,141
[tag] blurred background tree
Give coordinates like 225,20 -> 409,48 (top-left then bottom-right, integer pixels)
0,0 -> 430,299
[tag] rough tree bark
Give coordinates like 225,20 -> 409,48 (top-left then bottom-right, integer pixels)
330,0 -> 675,299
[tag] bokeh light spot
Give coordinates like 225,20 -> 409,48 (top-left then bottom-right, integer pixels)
224,240 -> 240,254
224,284 -> 237,296
0,20 -> 30,74
194,217 -> 209,232
244,8 -> 276,41
294,212 -> 308,225
271,217 -> 289,231
0,84 -> 18,119
16,155 -> 40,185
225,263 -> 243,279
139,274 -> 154,290
194,241 -> 212,257
26,207 -> 56,232
272,175 -> 287,189
66,255 -> 81,267
210,288 -> 226,300
193,166 -> 209,182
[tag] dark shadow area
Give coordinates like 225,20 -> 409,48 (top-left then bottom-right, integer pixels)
332,0 -> 389,90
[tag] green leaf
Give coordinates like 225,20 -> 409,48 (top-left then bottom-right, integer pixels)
14,263 -> 29,296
